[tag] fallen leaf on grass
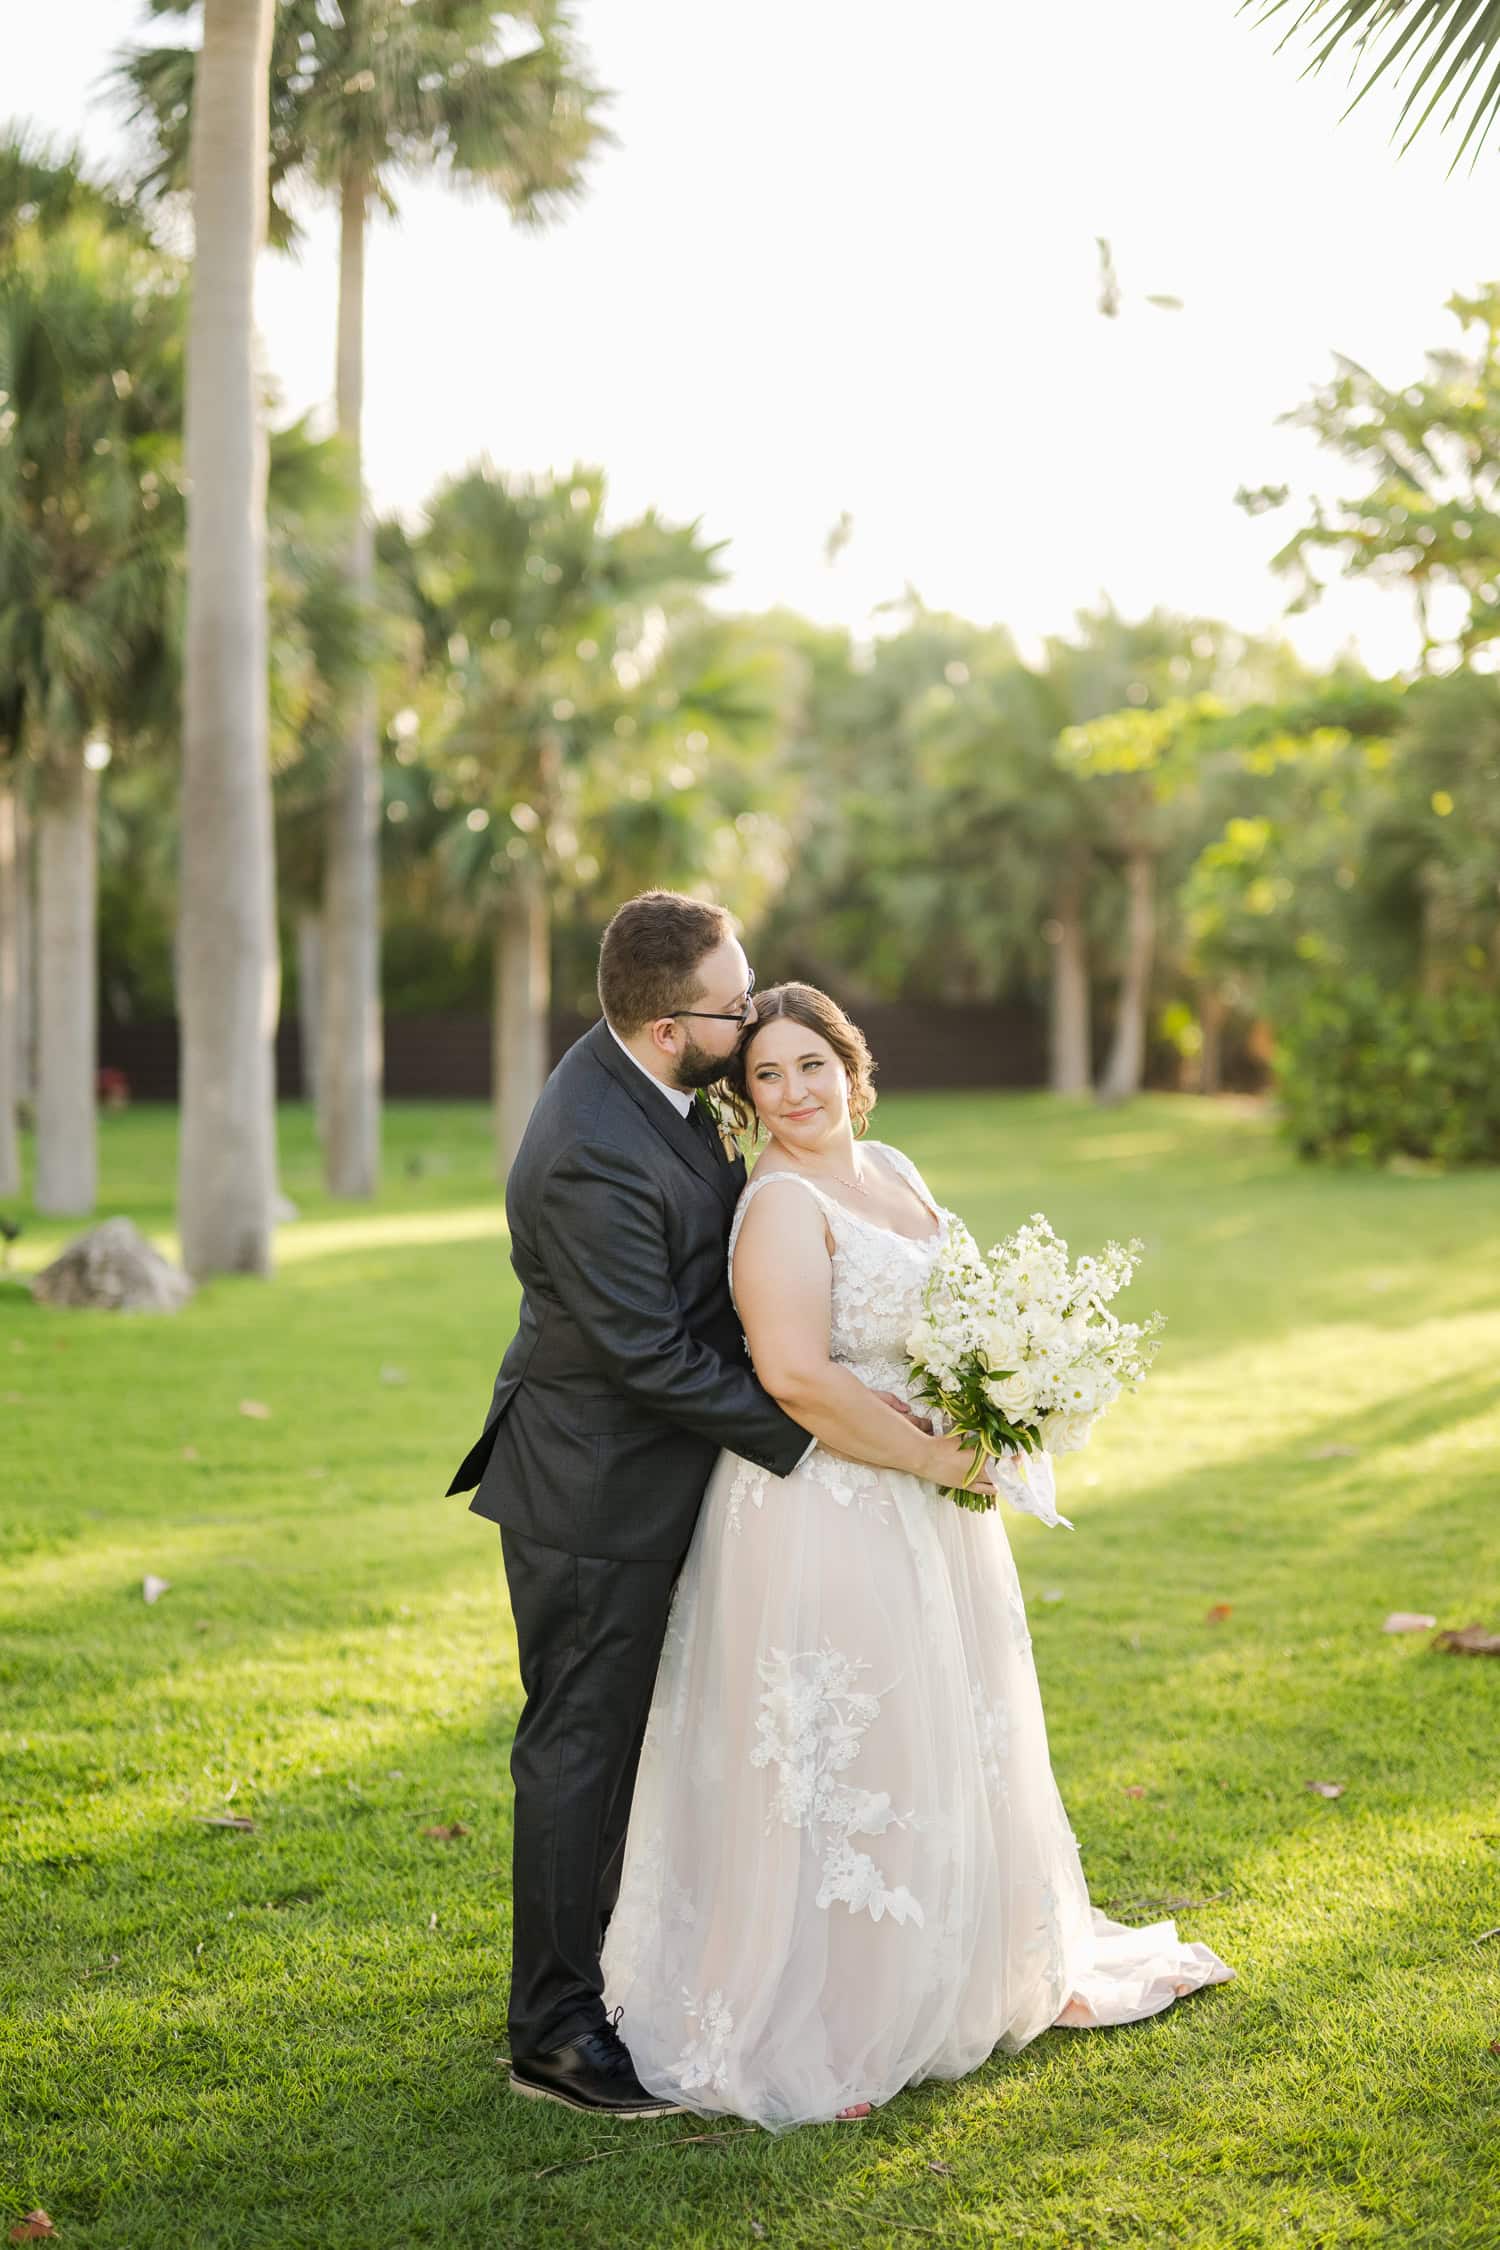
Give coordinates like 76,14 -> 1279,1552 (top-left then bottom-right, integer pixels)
422,1822 -> 471,1842
195,1815 -> 254,1832
181,1445 -> 200,1462
1433,1622 -> 1500,1657
1306,1444 -> 1360,1460
1040,1589 -> 1065,1604
1123,1785 -> 1147,1800
142,1574 -> 170,1604
1305,1781 -> 1345,1799
9,2214 -> 56,2242
1205,1602 -> 1233,1624
80,1955 -> 121,1979
1383,1612 -> 1437,1633
1472,1927 -> 1500,1947
428,1912 -> 438,1930
928,2160 -> 954,2176
750,2225 -> 767,2241
379,1365 -> 408,1386
1490,2040 -> 1500,2056
238,1400 -> 271,1420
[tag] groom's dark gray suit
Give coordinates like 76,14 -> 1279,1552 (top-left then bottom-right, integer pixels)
448,1019 -> 810,2058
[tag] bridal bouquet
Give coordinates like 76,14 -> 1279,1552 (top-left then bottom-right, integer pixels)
906,1214 -> 1163,1527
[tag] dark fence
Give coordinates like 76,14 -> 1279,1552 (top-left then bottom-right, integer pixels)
97,1007 -> 1271,1104
99,1002 -> 1051,1102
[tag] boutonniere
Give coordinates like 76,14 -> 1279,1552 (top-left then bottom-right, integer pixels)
695,1088 -> 742,1164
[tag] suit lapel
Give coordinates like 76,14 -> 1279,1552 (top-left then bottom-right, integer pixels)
586,1020 -> 738,1202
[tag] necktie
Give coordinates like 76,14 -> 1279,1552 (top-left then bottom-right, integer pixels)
688,1097 -> 724,1163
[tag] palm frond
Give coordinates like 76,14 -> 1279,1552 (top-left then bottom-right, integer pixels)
1245,0 -> 1500,168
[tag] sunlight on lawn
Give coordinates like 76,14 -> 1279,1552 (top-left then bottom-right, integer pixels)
2,1095 -> 1497,2250
272,1205 -> 509,1265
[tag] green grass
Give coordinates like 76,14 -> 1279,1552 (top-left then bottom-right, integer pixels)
2,1094 -> 1498,2250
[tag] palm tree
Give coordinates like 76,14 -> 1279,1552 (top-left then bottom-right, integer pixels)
1245,3 -> 1500,166
263,425 -> 380,1142
1055,613 -> 1306,1102
0,729 -> 20,1200
0,188 -> 186,1217
412,464 -> 728,1175
176,0 -> 279,1276
120,0 -> 609,1201
0,138 -> 160,1202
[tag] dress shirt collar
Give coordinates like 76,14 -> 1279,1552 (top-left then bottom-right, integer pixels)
607,1021 -> 696,1117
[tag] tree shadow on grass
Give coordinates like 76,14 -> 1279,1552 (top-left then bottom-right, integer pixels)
7,1343 -> 1495,1678
3,1713 -> 1494,2250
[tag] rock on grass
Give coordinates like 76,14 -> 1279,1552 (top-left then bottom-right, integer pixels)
31,1218 -> 193,1314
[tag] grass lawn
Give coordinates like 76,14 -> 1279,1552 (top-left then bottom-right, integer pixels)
1,1093 -> 1498,2250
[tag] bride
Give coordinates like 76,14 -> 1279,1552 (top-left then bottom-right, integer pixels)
600,982 -> 1232,2128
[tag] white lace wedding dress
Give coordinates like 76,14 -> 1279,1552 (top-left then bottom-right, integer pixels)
600,1143 -> 1233,2128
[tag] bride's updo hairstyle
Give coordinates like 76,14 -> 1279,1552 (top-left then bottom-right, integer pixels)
723,982 -> 878,1139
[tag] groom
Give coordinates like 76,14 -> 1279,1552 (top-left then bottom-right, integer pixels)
448,890 -> 819,2117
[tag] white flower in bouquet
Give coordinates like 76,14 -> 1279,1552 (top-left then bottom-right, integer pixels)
1039,1410 -> 1093,1455
906,1212 -> 1164,1523
987,1369 -> 1036,1418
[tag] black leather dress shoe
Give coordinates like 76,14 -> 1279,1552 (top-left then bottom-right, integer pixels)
509,2010 -> 686,2118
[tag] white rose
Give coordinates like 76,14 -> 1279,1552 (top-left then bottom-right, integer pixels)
1040,1410 -> 1093,1455
1023,1302 -> 1063,1346
988,1369 -> 1036,1419
983,1315 -> 1023,1368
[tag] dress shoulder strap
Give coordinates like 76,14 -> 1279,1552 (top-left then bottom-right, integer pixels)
864,1140 -> 938,1213
727,1168 -> 840,1278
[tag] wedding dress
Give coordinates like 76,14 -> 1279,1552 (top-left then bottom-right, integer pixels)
600,1143 -> 1233,2128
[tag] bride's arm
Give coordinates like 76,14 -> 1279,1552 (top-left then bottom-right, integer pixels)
731,1183 -> 990,1489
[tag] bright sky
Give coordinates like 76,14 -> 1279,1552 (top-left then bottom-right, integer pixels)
20,2 -> 1500,673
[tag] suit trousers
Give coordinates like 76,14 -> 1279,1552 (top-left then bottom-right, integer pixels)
499,1523 -> 681,2059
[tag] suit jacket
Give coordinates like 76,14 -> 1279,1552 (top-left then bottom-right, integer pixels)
447,1019 -> 811,1561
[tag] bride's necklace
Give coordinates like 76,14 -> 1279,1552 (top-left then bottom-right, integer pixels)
790,1155 -> 872,1199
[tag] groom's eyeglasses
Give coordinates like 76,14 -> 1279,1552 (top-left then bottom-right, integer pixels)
669,969 -> 757,1027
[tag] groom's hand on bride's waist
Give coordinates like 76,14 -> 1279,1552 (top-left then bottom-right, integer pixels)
873,1390 -> 935,1436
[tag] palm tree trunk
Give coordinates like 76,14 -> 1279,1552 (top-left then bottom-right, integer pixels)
1417,866 -> 1453,997
493,869 -> 550,1182
1198,987 -> 1225,1096
15,784 -> 35,1113
319,165 -> 381,1198
295,908 -> 324,1134
177,0 -> 279,1277
34,750 -> 98,1217
1048,843 -> 1091,1094
1097,848 -> 1156,1105
0,773 -> 22,1196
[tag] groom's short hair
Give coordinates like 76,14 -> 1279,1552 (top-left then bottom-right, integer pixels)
598,890 -> 735,1035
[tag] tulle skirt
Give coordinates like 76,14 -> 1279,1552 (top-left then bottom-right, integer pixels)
601,1444 -> 1233,2128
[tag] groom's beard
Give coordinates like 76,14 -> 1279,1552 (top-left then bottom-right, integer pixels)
672,1032 -> 733,1093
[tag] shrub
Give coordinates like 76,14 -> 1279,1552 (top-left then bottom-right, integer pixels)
1276,977 -> 1500,1166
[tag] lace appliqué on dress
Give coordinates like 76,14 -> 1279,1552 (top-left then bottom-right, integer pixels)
677,1987 -> 735,2095
971,1680 -> 1012,1804
726,1455 -> 769,1535
751,1643 -> 924,1927
802,1448 -> 892,1523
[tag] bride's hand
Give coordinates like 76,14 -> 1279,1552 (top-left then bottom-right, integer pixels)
926,1429 -> 997,1495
